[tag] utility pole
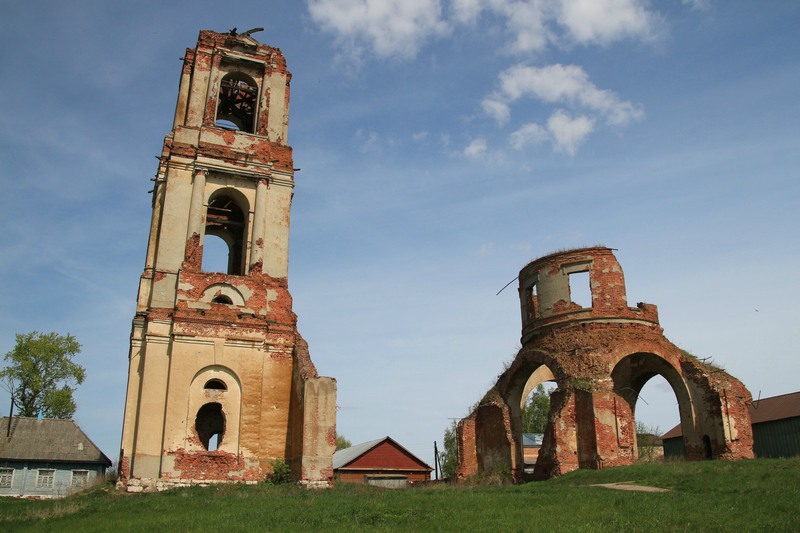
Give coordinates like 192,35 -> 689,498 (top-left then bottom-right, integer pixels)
433,441 -> 439,480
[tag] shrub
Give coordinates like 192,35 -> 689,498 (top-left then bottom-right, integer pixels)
265,459 -> 292,485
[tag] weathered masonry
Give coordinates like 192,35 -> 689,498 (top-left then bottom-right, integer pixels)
119,30 -> 336,491
457,247 -> 753,481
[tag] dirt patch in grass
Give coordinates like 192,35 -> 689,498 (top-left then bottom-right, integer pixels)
590,481 -> 670,493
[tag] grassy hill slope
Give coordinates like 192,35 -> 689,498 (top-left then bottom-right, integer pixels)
1,458 -> 798,532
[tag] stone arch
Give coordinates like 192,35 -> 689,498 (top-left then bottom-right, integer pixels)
611,351 -> 695,461
203,188 -> 250,275
216,72 -> 258,133
185,366 -> 242,454
456,247 -> 753,481
468,349 -> 563,481
199,283 -> 246,307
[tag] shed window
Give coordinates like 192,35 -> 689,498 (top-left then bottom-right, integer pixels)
36,469 -> 55,488
216,73 -> 258,133
71,470 -> 89,488
0,468 -> 12,488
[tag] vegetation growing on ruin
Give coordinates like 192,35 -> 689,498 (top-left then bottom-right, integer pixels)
680,349 -> 724,372
1,458 -> 797,532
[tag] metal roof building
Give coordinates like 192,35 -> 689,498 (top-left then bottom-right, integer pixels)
662,392 -> 800,459
333,436 -> 432,488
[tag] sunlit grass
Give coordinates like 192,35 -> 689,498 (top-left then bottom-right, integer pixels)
1,458 -> 797,532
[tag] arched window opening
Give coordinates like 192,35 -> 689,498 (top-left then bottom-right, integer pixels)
204,379 -> 227,391
201,234 -> 230,273
702,435 -> 713,459
216,73 -> 258,133
204,195 -> 246,275
515,365 -> 556,479
195,402 -> 225,451
634,376 -> 676,463
212,294 -> 233,305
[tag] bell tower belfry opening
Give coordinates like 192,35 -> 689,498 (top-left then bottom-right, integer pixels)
119,30 -> 336,491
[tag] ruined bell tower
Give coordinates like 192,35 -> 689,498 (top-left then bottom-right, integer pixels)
119,30 -> 336,490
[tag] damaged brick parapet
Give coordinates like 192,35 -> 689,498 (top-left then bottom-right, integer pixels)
457,247 -> 753,482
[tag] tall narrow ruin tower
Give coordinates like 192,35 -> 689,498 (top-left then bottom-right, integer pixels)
119,30 -> 336,490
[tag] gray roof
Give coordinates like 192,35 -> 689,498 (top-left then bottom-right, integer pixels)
332,436 -> 432,471
0,417 -> 111,465
522,433 -> 544,447
332,437 -> 384,470
661,391 -> 800,440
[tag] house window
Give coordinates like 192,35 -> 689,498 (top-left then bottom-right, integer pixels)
216,73 -> 258,133
71,470 -> 89,488
36,469 -> 55,488
0,468 -> 12,488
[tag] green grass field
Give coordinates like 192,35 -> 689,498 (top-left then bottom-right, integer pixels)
1,458 -> 798,532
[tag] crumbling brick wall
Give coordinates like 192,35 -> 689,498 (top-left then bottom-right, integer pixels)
457,247 -> 753,481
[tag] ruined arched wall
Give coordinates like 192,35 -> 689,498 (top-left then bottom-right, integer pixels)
457,247 -> 753,482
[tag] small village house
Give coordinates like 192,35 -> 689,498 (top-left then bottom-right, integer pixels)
333,437 -> 432,488
1,417 -> 111,498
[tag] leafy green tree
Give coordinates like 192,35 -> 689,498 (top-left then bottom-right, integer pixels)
439,421 -> 458,479
335,434 -> 352,450
522,384 -> 551,434
635,420 -> 662,463
0,331 -> 85,419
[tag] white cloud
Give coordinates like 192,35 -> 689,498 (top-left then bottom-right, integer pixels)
308,0 -> 449,59
547,109 -> 593,155
487,63 -> 644,125
412,131 -> 430,142
463,137 -> 488,159
482,97 -> 511,124
510,122 -> 548,149
490,0 -> 551,54
309,0 -> 665,60
554,0 -> 663,45
450,0 -> 484,24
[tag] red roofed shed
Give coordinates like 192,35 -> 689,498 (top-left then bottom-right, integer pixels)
332,437 -> 432,487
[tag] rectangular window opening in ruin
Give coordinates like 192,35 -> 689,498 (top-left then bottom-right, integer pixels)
530,283 -> 540,318
568,271 -> 592,308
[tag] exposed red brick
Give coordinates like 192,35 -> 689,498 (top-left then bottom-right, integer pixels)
457,247 -> 754,482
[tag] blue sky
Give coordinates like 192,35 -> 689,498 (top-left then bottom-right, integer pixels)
1,1 -> 798,469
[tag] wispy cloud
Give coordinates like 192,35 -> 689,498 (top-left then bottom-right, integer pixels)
309,0 -> 663,61
487,63 -> 643,126
554,0 -> 665,45
547,110 -> 594,155
485,63 -> 642,154
509,122 -> 548,149
463,137 -> 488,159
308,0 -> 450,60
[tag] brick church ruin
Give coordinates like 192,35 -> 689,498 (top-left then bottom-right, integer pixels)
457,247 -> 754,481
119,30 -> 336,491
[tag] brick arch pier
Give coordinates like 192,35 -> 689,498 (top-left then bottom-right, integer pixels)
457,247 -> 753,481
